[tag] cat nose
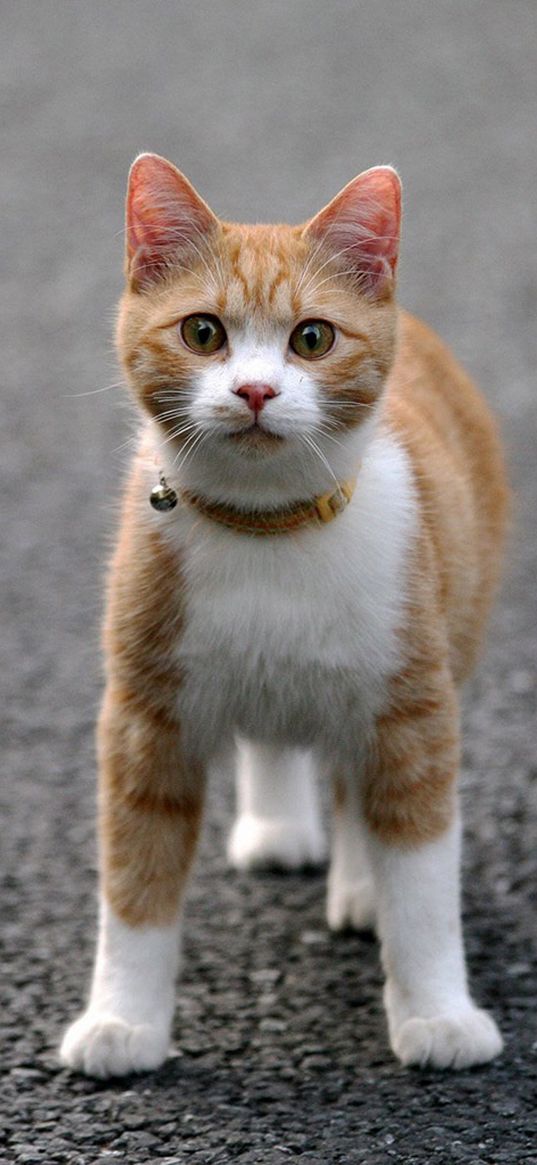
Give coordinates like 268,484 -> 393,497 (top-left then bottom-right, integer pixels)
233,382 -> 279,413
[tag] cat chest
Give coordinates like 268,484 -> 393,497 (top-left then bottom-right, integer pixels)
173,513 -> 408,753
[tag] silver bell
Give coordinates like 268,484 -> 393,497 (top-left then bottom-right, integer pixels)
149,475 -> 178,512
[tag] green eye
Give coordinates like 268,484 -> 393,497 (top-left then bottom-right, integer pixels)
180,314 -> 227,354
290,319 -> 335,359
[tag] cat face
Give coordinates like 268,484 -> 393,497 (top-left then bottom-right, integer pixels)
117,155 -> 401,484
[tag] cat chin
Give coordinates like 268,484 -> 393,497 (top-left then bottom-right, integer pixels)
223,427 -> 287,454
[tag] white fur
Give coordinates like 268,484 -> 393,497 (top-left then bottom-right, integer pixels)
194,334 -> 323,448
368,813 -> 503,1068
228,740 -> 326,870
326,768 -> 376,931
60,900 -> 179,1077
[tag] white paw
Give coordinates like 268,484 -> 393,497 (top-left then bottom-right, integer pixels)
227,814 -> 326,871
326,876 -> 376,931
391,1006 -> 503,1070
60,1011 -> 170,1078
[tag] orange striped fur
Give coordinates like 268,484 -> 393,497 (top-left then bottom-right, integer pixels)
362,313 -> 508,845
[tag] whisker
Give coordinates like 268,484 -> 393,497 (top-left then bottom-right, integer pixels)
111,434 -> 139,456
299,432 -> 342,497
170,423 -> 205,460
153,408 -> 197,423
171,425 -> 212,476
323,398 -> 376,410
64,381 -> 125,398
311,425 -> 346,451
158,422 -> 199,449
153,393 -> 196,405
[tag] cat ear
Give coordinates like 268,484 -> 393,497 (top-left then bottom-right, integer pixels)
304,166 -> 402,298
125,153 -> 219,289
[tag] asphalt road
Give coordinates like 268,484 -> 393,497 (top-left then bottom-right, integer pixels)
1,2 -> 536,1162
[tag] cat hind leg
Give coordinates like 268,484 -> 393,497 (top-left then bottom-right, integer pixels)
227,741 -> 326,871
326,771 -> 376,932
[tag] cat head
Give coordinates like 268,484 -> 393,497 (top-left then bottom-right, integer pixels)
117,153 -> 401,504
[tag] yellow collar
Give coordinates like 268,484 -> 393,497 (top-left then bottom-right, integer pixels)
179,477 -> 357,535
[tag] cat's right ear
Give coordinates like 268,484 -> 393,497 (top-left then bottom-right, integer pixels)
125,154 -> 219,290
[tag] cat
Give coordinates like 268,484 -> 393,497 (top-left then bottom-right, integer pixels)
60,153 -> 508,1077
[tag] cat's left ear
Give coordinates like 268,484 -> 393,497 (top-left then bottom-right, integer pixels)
125,153 -> 220,290
303,166 -> 402,299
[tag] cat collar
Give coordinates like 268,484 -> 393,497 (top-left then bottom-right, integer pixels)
150,474 -> 357,535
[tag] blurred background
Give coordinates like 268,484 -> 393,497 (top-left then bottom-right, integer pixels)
2,2 -> 536,1161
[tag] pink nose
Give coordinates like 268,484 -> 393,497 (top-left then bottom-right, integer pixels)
233,382 -> 278,414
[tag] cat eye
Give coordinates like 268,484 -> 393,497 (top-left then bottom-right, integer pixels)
289,319 -> 335,359
180,314 -> 227,354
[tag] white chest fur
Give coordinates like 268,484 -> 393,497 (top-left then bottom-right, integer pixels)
153,429 -> 417,762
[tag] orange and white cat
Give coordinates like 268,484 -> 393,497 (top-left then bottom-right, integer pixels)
60,154 -> 508,1077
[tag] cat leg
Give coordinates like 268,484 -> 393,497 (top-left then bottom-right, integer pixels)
227,740 -> 326,870
326,771 -> 376,931
60,685 -> 204,1078
60,898 -> 181,1079
363,678 -> 502,1070
368,814 -> 502,1069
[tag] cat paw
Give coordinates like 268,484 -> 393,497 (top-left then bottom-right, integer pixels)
60,1012 -> 170,1078
227,814 -> 326,871
391,1007 -> 503,1070
326,876 -> 376,931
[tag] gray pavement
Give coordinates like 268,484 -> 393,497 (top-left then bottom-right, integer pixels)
1,2 -> 536,1162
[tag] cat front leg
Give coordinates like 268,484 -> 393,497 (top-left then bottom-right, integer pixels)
60,899 -> 181,1078
363,675 -> 502,1070
368,815 -> 502,1069
228,740 -> 326,870
60,685 -> 204,1078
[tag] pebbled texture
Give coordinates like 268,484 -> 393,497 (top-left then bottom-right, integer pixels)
1,1 -> 536,1162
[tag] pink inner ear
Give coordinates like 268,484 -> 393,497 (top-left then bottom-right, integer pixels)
305,167 -> 402,297
126,154 -> 217,286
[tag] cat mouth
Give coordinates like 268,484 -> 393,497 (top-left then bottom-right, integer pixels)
227,423 -> 285,445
